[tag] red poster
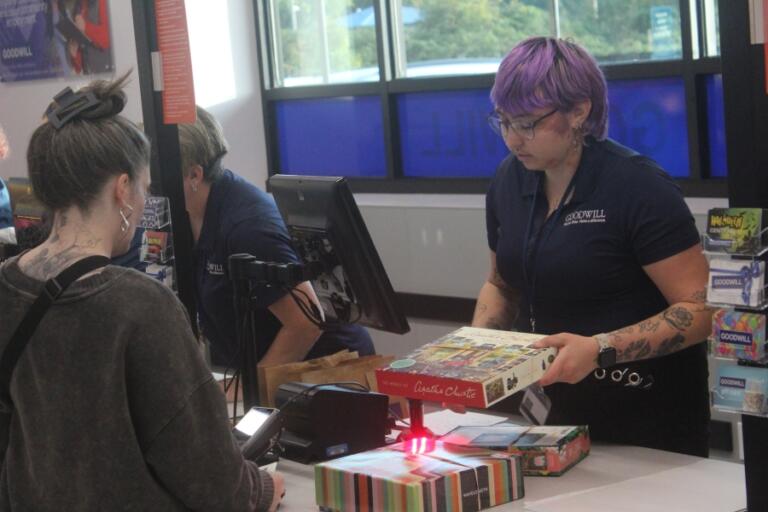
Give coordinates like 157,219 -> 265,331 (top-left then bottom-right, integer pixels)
154,0 -> 196,124
764,0 -> 768,94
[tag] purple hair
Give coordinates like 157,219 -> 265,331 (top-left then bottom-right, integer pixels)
491,37 -> 608,140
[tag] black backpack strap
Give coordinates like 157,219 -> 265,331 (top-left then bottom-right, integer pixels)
0,255 -> 110,406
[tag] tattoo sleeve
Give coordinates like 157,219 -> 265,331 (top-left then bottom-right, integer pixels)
608,288 -> 713,363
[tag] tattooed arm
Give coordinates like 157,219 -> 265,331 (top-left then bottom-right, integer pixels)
472,251 -> 521,330
606,244 -> 712,364
536,244 -> 713,385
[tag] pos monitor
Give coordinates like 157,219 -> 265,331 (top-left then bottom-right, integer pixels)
268,175 -> 409,335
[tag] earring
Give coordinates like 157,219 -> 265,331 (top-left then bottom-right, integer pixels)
119,203 -> 134,233
191,182 -> 198,193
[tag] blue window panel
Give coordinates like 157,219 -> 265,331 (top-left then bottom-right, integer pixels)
397,90 -> 509,178
705,74 -> 728,178
275,96 -> 386,177
607,77 -> 690,178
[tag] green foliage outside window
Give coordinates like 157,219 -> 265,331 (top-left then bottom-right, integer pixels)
273,0 -> 682,85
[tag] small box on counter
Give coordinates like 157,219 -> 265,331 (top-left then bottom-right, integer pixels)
713,364 -> 768,415
375,327 -> 556,408
442,424 -> 590,476
706,208 -> 768,254
707,258 -> 765,307
315,441 -> 524,512
711,309 -> 767,361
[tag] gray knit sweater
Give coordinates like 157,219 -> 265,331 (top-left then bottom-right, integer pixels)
0,258 -> 273,511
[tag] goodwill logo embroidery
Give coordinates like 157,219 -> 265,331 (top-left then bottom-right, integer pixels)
206,261 -> 225,275
563,209 -> 606,226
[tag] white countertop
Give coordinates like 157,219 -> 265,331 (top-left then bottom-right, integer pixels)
273,410 -> 747,512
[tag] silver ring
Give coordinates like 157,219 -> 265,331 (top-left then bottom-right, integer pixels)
593,368 -> 606,380
626,372 -> 642,387
611,368 -> 628,382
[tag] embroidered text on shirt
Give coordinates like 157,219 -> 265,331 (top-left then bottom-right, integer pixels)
563,209 -> 606,226
206,261 -> 225,275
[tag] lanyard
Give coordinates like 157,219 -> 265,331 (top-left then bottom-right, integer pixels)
521,171 -> 578,333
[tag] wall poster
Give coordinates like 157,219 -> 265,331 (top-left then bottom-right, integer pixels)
0,0 -> 113,82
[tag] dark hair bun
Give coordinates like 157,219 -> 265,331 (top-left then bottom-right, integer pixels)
77,76 -> 128,121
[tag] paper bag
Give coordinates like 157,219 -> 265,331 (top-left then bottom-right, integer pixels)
300,354 -> 394,386
258,350 -> 359,406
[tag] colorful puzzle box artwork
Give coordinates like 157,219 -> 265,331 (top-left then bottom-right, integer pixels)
376,327 -> 556,408
315,441 -> 524,512
442,424 -> 590,476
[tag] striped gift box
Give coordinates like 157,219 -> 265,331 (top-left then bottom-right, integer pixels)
315,441 -> 524,511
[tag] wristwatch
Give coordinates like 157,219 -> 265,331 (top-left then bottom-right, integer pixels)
594,333 -> 617,369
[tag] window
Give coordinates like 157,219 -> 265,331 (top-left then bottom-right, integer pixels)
275,96 -> 387,177
256,0 -> 726,195
394,0 -> 551,78
270,0 -> 379,86
558,1 -> 682,63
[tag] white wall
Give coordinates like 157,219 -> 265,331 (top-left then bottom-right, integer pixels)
0,0 -> 141,180
186,0 -> 268,187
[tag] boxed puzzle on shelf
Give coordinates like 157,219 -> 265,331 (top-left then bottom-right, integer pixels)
375,327 -> 556,408
711,309 -> 767,361
707,258 -> 765,307
442,424 -> 590,476
315,441 -> 524,512
705,208 -> 767,254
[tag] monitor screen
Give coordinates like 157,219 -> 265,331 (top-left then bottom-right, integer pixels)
269,175 -> 410,335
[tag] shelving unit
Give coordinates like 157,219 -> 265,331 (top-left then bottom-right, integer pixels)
703,206 -> 768,511
138,196 -> 177,292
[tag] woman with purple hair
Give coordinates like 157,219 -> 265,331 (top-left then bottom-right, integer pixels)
473,37 -> 711,456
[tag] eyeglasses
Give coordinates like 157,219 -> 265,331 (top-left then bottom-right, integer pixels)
487,109 -> 558,141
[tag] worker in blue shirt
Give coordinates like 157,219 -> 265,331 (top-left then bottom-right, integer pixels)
178,107 -> 374,368
474,37 -> 711,456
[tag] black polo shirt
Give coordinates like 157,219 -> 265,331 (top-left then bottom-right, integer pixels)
195,170 -> 374,367
486,138 -> 709,456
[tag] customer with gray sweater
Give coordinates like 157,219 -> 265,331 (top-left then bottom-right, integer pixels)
0,75 -> 284,511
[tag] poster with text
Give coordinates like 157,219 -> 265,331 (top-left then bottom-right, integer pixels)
0,0 -> 113,82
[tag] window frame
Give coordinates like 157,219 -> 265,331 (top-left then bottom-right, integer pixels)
254,0 -> 727,197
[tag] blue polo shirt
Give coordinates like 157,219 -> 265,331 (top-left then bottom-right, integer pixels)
487,138 -> 709,456
194,170 -> 373,367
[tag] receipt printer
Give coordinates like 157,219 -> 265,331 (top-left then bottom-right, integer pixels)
275,382 -> 389,463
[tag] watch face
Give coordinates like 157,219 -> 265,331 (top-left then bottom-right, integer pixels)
598,347 -> 617,368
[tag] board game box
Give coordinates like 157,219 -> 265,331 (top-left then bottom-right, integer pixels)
375,327 -> 556,408
315,441 -> 524,512
442,424 -> 590,476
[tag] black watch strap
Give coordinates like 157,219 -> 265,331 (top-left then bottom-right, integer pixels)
595,333 -> 617,369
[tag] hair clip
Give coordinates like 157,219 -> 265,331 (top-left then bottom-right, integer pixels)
45,87 -> 100,129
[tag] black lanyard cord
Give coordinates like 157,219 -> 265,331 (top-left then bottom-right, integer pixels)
521,170 -> 579,333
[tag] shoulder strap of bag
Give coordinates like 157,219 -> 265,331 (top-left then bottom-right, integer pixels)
0,255 -> 110,406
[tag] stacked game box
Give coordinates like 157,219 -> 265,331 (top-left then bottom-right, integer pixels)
442,424 -> 590,476
315,441 -> 524,512
375,327 -> 556,408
